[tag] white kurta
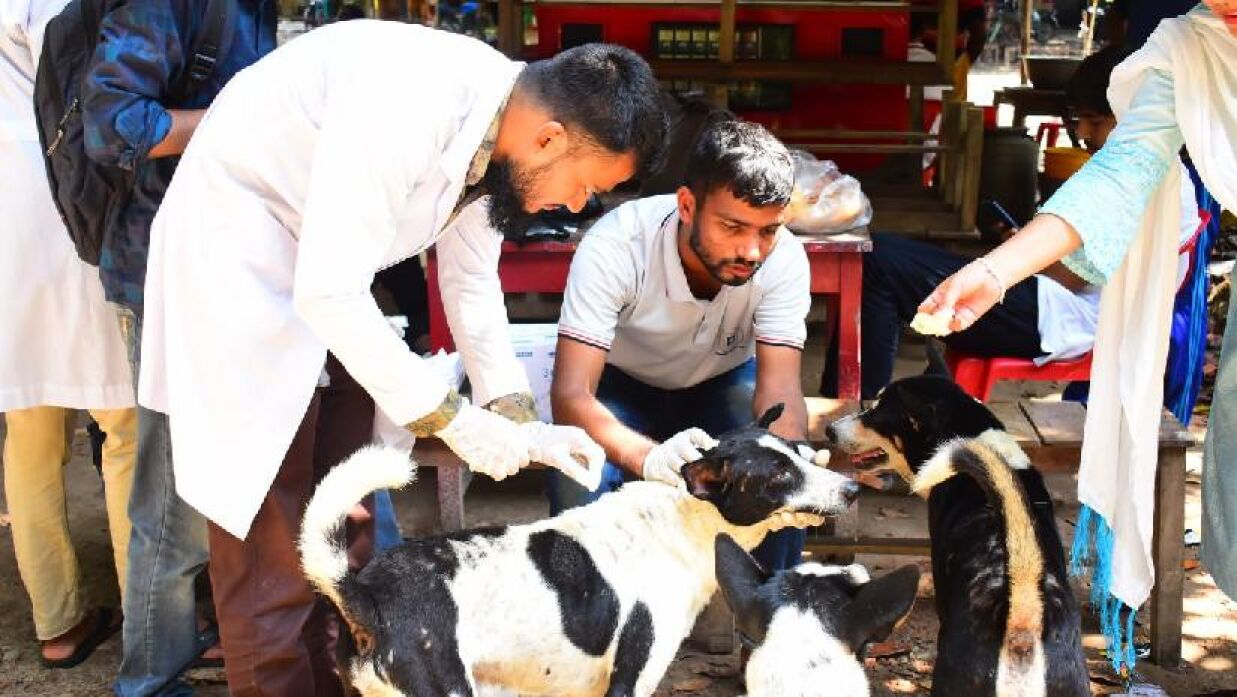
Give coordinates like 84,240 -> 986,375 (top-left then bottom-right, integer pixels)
0,0 -> 133,412
139,21 -> 531,539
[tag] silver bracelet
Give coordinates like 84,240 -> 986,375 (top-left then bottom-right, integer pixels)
974,257 -> 1007,305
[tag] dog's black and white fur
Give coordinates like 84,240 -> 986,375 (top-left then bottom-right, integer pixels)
714,534 -> 919,697
301,404 -> 860,697
826,376 -> 1088,697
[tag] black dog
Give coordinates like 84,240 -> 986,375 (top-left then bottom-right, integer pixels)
827,376 -> 1088,697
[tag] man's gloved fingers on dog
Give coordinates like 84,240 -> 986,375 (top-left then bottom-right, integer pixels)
793,442 -> 831,468
640,451 -> 685,487
540,444 -> 603,491
522,422 -> 605,472
681,427 -> 719,451
667,428 -> 718,462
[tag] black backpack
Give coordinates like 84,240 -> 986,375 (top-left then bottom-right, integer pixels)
33,0 -> 236,265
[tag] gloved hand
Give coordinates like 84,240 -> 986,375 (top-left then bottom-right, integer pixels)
521,421 -> 606,491
641,428 -> 719,486
434,402 -> 531,481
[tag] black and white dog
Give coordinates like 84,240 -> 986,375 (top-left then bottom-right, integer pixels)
300,404 -> 859,697
826,376 -> 1088,697
714,534 -> 920,697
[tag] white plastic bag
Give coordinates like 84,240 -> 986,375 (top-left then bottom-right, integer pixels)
784,151 -> 872,234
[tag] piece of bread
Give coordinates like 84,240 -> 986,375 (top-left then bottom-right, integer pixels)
910,310 -> 954,337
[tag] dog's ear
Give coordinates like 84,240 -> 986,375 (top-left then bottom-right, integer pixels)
842,564 -> 920,654
714,534 -> 771,643
682,456 -> 730,502
756,403 -> 785,429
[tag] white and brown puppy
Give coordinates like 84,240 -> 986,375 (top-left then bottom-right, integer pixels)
715,534 -> 919,697
301,404 -> 859,697
826,376 -> 1088,697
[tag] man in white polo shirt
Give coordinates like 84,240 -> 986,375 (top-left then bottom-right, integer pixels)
550,120 -> 811,569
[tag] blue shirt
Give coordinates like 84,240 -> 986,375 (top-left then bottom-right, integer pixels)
82,0 -> 277,311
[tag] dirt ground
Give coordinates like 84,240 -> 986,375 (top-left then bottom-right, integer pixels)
2,405 -> 1237,697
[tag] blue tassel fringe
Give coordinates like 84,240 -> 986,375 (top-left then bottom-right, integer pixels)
1070,504 -> 1137,674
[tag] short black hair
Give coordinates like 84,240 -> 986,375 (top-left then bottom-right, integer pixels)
683,120 -> 793,208
1067,45 -> 1132,115
519,44 -> 669,179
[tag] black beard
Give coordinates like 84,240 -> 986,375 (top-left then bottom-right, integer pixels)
483,158 -> 541,241
688,221 -> 760,287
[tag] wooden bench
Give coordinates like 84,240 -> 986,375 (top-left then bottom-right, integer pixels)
804,398 -> 1197,667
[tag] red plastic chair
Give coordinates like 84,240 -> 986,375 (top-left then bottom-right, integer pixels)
946,349 -> 1093,402
1035,121 -> 1063,148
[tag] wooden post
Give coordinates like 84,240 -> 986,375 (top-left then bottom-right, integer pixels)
718,0 -> 736,62
1082,0 -> 1101,56
959,106 -> 984,232
437,464 -> 473,532
936,0 -> 957,83
1021,0 -> 1034,84
1150,446 -> 1186,667
706,0 -> 738,109
939,94 -> 961,207
497,0 -> 520,57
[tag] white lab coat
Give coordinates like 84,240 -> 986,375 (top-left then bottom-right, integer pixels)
139,21 -> 530,538
0,0 -> 133,412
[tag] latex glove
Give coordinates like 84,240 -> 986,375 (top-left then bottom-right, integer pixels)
792,442 -> 832,468
918,258 -> 1005,333
521,421 -> 606,491
435,403 -> 531,481
642,428 -> 719,486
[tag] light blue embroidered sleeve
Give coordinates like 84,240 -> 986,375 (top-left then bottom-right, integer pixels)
1038,68 -> 1183,285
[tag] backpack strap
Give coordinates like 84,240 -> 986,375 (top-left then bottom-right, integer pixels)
78,0 -> 103,49
171,0 -> 237,104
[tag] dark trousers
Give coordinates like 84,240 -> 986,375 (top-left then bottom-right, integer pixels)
824,233 -> 1045,399
208,355 -> 375,697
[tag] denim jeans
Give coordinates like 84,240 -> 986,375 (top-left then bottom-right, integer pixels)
545,358 -> 805,571
112,306 -> 211,697
372,489 -> 402,552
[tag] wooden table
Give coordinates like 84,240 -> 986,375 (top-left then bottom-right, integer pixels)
425,229 -> 872,399
806,398 -> 1196,667
420,229 -> 871,534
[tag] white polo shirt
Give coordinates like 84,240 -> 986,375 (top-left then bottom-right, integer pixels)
558,195 -> 810,390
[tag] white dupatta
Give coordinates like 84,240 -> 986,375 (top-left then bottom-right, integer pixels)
1079,6 -> 1237,611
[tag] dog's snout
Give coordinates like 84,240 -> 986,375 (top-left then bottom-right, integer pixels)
825,423 -> 839,444
841,479 -> 861,505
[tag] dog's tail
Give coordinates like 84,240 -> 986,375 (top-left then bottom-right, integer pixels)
300,445 -> 416,610
912,435 -> 1047,697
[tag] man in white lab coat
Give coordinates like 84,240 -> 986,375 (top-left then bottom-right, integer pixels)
138,21 -> 667,696
0,0 -> 135,669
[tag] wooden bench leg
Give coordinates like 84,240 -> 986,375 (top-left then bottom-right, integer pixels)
1150,445 -> 1186,667
437,462 -> 472,533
